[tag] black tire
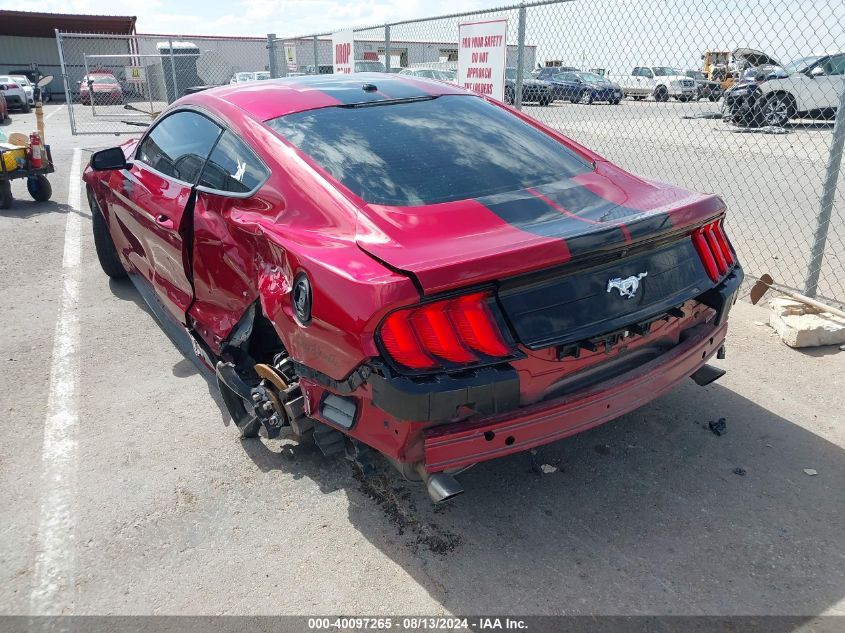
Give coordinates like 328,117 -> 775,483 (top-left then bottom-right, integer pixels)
709,93 -> 721,102
580,90 -> 593,105
89,191 -> 127,278
757,93 -> 792,127
22,102 -> 31,114
654,86 -> 669,102
0,180 -> 11,210
539,95 -> 552,106
611,98 -> 621,105
504,86 -> 515,105
27,175 -> 52,202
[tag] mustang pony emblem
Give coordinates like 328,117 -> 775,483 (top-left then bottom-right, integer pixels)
606,272 -> 648,299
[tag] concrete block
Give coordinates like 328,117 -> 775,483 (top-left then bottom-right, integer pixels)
768,296 -> 845,348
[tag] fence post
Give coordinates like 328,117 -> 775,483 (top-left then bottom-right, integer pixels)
267,33 -> 278,79
54,30 -> 76,134
167,38 -> 178,101
514,3 -> 526,110
803,79 -> 845,297
384,24 -> 391,73
313,36 -> 319,74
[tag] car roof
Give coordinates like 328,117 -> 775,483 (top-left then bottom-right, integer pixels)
187,73 -> 468,121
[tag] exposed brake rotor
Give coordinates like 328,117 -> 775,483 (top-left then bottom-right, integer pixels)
255,363 -> 289,392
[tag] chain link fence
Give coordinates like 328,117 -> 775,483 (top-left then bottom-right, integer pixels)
56,0 -> 845,302
55,31 -> 268,135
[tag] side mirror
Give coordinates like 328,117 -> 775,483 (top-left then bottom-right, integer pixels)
810,66 -> 824,77
91,147 -> 129,171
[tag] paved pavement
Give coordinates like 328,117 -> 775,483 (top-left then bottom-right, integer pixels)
1,103 -> 844,617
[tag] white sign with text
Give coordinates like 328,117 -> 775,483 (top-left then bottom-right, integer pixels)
332,30 -> 354,74
284,43 -> 297,72
457,19 -> 507,102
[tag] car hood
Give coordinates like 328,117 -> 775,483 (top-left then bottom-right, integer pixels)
355,161 -> 724,295
733,48 -> 781,68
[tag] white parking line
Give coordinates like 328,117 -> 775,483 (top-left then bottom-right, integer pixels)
30,147 -> 83,615
44,104 -> 67,121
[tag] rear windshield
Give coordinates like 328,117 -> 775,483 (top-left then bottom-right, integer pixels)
266,95 -> 590,206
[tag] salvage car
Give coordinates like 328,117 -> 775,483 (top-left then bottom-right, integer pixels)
230,71 -> 271,83
612,66 -> 697,101
84,73 -> 742,502
10,76 -> 35,107
79,72 -> 123,105
722,50 -> 845,127
0,76 -> 30,112
505,67 -> 553,105
547,71 -> 623,104
683,70 -> 722,101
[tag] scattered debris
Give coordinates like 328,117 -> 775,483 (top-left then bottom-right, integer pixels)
680,112 -> 722,120
352,466 -> 462,555
540,464 -> 558,474
733,467 -> 747,476
722,125 -> 789,134
708,418 -> 727,436
803,468 -> 818,476
769,297 -> 845,348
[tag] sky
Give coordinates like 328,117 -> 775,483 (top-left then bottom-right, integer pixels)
8,0 -> 844,71
10,0 -> 494,37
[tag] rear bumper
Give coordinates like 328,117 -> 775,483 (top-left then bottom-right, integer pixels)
423,317 -> 728,472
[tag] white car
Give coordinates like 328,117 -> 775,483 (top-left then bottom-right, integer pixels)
0,75 -> 30,112
610,66 -> 698,101
229,71 -> 271,84
399,68 -> 458,85
10,76 -> 35,106
723,49 -> 845,127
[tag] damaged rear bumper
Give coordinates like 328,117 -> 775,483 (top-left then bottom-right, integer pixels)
423,317 -> 729,472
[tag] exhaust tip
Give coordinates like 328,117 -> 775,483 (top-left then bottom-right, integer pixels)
690,364 -> 726,386
425,473 -> 465,504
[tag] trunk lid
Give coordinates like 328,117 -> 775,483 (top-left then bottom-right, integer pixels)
355,161 -> 725,296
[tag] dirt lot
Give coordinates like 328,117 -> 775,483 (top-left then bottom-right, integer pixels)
1,104 -> 844,617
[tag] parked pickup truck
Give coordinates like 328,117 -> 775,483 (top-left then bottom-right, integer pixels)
612,66 -> 698,101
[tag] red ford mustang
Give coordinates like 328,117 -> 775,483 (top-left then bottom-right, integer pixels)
84,74 -> 742,502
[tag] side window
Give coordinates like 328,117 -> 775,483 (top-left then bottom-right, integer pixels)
198,131 -> 268,195
136,111 -> 221,183
632,67 -> 642,76
823,55 -> 845,76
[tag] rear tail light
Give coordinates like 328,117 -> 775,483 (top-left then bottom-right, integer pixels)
379,292 -> 516,371
692,219 -> 735,282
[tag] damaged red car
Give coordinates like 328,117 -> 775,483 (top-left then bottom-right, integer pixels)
84,74 -> 742,502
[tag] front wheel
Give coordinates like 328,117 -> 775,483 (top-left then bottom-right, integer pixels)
27,175 -> 52,202
580,90 -> 593,105
610,98 -> 621,105
654,86 -> 669,102
539,94 -> 552,106
758,94 -> 791,127
89,190 -> 127,279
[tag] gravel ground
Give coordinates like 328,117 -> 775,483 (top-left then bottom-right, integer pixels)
0,103 -> 844,617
